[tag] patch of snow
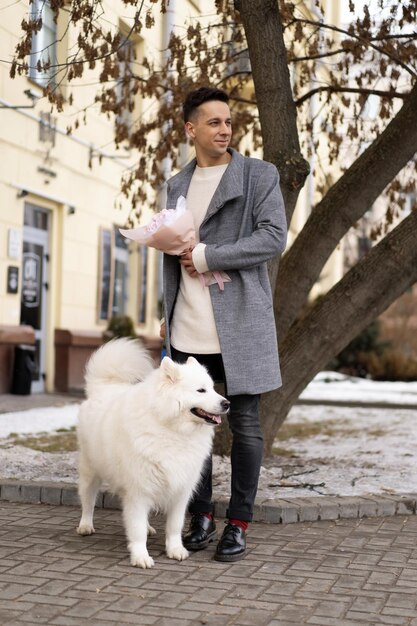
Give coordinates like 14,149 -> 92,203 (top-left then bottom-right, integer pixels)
0,404 -> 79,439
300,371 -> 417,405
259,403 -> 417,499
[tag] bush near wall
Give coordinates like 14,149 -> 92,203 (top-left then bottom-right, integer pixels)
328,321 -> 417,381
328,321 -> 387,378
361,349 -> 417,382
103,315 -> 137,342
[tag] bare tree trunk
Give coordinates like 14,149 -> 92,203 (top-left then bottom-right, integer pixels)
275,81 -> 417,339
235,0 -> 310,282
261,208 -> 417,453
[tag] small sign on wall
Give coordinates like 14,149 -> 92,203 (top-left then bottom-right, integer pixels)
7,266 -> 19,294
8,228 -> 22,259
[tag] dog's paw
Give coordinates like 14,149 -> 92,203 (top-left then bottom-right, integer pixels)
77,523 -> 95,536
167,545 -> 189,562
130,552 -> 155,568
129,542 -> 154,568
147,524 -> 156,536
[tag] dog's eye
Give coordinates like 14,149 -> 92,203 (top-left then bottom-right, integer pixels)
197,388 -> 206,393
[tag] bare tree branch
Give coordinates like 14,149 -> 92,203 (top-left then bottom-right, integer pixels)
292,17 -> 417,78
295,85 -> 408,106
290,31 -> 417,63
275,80 -> 417,340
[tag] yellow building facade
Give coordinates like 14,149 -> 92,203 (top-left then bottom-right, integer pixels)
0,0 -> 206,394
0,0 -> 346,396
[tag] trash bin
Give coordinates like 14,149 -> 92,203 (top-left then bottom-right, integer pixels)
11,344 -> 37,395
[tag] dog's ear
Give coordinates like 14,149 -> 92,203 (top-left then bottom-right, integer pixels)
186,356 -> 199,366
160,356 -> 182,383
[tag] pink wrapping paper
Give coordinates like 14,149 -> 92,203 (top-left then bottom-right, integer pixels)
119,210 -> 196,254
119,197 -> 231,290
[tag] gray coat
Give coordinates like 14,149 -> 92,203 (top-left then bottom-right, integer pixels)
163,148 -> 287,395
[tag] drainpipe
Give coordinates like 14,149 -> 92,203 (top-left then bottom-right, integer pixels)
156,1 -> 177,309
161,0 -> 176,188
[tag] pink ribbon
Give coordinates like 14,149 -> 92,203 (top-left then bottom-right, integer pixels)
198,271 -> 225,291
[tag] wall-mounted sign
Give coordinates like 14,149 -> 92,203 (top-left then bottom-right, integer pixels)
21,252 -> 41,308
8,228 -> 22,259
7,266 -> 19,294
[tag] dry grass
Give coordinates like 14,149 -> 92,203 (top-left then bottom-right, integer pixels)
1,420 -> 388,456
270,446 -> 298,457
276,420 -> 386,442
3,428 -> 77,453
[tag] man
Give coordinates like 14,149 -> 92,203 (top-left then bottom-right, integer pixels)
162,86 -> 287,562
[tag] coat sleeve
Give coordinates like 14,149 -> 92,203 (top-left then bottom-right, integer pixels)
203,165 -> 287,272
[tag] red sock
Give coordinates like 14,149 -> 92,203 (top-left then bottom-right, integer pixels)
202,512 -> 213,520
229,519 -> 248,531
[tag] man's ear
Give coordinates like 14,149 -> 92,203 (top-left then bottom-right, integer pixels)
160,356 -> 182,383
185,121 -> 195,139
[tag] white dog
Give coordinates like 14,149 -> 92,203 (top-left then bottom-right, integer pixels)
76,338 -> 229,568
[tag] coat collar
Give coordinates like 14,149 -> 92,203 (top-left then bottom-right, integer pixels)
167,148 -> 244,218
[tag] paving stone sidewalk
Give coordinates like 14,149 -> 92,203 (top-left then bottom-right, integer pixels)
1,500 -> 417,625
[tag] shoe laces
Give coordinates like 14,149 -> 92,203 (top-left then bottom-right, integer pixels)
225,522 -> 241,535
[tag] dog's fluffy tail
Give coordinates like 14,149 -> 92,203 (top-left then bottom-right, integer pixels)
85,338 -> 155,397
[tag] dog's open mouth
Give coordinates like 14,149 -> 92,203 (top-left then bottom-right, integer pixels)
191,408 -> 222,425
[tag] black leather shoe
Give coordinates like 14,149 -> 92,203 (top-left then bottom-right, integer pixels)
214,523 -> 246,562
183,514 -> 217,551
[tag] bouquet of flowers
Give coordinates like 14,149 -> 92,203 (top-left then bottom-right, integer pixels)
119,196 -> 230,290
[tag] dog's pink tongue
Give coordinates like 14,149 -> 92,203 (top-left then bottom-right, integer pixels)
213,415 -> 222,425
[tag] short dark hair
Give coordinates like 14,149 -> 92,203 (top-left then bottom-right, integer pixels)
183,87 -> 229,123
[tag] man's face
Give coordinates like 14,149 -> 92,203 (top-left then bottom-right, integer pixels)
185,100 -> 232,164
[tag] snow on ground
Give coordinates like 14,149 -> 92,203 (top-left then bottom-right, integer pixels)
0,404 -> 79,439
1,373 -> 417,499
254,403 -> 417,500
300,371 -> 417,405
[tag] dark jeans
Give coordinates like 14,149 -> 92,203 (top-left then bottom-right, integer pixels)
170,346 -> 263,522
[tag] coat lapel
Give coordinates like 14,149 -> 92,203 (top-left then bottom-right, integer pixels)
166,159 -> 195,204
202,148 -> 245,225
166,148 -> 244,219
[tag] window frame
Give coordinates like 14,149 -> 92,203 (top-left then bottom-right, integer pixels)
97,226 -> 149,326
136,244 -> 148,325
29,0 -> 58,88
97,227 -> 115,323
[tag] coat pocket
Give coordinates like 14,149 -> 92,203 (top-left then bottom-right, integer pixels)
242,267 -> 273,311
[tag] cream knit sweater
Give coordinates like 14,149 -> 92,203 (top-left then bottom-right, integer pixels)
170,163 -> 228,354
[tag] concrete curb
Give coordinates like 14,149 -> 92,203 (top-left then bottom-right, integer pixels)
1,479 -> 416,523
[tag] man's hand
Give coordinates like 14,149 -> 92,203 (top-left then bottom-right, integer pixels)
179,247 -> 198,277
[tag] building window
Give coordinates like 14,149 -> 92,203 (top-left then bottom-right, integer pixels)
114,29 -> 143,144
98,228 -> 113,321
112,228 -> 129,316
29,0 -> 58,87
97,227 -> 129,321
137,245 -> 148,324
98,227 -> 150,325
358,236 -> 372,259
115,34 -> 135,141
